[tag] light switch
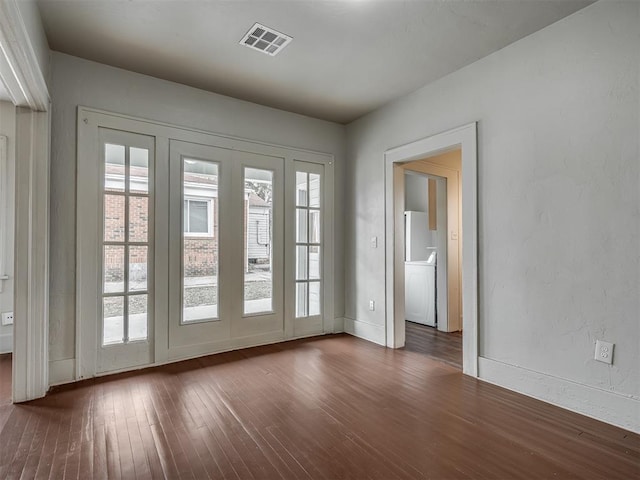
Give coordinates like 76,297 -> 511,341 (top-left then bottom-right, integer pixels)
370,236 -> 377,248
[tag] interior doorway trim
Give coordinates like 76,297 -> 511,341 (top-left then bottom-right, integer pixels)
384,123 -> 478,376
0,0 -> 51,402
13,108 -> 50,401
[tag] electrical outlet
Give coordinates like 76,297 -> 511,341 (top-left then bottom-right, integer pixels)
1,311 -> 13,326
369,300 -> 375,311
595,340 -> 614,365
370,236 -> 377,248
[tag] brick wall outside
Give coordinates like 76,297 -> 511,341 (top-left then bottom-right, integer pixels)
184,238 -> 218,276
103,193 -> 220,281
103,194 -> 268,281
104,193 -> 151,284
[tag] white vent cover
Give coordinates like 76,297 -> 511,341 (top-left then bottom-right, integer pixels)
240,23 -> 292,56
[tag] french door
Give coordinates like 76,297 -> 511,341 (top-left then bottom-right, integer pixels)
98,128 -> 154,373
77,108 -> 333,378
168,140 -> 284,352
292,161 -> 325,336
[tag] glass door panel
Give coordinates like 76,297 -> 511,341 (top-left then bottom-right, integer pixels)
103,245 -> 125,293
129,246 -> 148,292
170,142 -> 284,347
97,127 -> 154,374
102,139 -> 151,346
294,168 -> 322,319
168,140 -> 233,350
182,158 -> 219,323
129,147 -> 149,193
128,294 -> 148,341
295,283 -> 307,318
243,167 -> 274,315
232,150 -> 284,339
102,296 -> 124,345
309,282 -> 321,316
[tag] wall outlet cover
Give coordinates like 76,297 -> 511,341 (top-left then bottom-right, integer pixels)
595,340 -> 614,365
1,311 -> 13,326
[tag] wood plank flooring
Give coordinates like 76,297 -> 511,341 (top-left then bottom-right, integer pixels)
0,335 -> 638,479
0,353 -> 11,433
0,353 -> 10,404
404,321 -> 462,369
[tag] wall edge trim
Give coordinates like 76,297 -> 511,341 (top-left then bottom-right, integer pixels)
343,317 -> 386,346
478,356 -> 640,434
48,358 -> 75,386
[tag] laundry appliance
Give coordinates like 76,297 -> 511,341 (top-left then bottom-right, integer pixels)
404,211 -> 437,327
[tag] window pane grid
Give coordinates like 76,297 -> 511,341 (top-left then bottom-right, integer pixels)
102,142 -> 150,345
104,191 -> 149,197
295,168 -> 322,318
103,242 -> 149,246
103,291 -> 147,297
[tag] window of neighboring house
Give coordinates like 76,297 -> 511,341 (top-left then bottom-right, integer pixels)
184,197 -> 213,237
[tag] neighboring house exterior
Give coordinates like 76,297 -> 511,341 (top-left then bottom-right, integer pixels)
104,161 -> 271,284
246,192 -> 271,264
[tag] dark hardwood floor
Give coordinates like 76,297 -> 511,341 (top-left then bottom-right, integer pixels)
0,353 -> 11,432
404,321 -> 462,369
0,353 -> 10,405
0,335 -> 638,479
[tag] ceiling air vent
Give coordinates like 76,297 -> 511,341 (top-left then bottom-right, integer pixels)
240,23 -> 292,56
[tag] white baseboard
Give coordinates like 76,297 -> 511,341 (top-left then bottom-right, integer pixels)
478,357 -> 640,434
0,333 -> 12,353
343,317 -> 385,346
49,359 -> 75,386
333,316 -> 344,333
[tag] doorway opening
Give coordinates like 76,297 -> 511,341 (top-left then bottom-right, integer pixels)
384,123 -> 478,376
402,149 -> 462,369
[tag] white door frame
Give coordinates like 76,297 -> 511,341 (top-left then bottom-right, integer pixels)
77,107 -> 335,379
403,162 -> 461,333
384,123 -> 478,376
0,1 -> 51,401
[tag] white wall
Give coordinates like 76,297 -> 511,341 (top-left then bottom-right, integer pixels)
345,1 -> 639,431
49,52 -> 346,366
0,101 -> 15,353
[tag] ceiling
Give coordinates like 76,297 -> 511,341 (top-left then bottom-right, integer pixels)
37,0 -> 593,124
